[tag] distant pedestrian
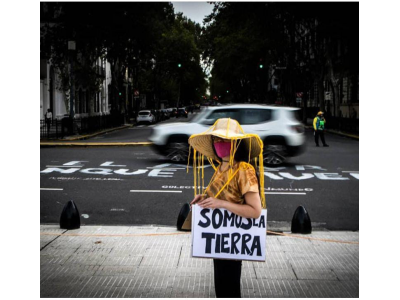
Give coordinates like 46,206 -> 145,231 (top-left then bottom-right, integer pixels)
313,111 -> 329,147
45,108 -> 53,137
351,108 -> 357,119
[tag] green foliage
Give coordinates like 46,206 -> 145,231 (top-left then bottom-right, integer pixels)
41,2 -> 207,112
201,2 -> 358,105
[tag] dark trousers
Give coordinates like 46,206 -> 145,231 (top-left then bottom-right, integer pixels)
314,130 -> 327,146
213,259 -> 242,298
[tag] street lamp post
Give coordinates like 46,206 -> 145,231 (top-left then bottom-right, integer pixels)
68,41 -> 76,134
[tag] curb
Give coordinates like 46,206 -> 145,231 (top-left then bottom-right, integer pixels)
326,130 -> 358,140
305,126 -> 358,140
63,124 -> 133,141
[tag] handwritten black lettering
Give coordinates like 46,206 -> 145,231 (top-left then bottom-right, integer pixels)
201,232 -> 215,253
198,209 -> 211,228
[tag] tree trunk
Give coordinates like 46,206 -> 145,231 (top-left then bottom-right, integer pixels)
318,77 -> 325,112
302,91 -> 308,124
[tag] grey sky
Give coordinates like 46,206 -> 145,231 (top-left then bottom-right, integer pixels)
172,1 -> 214,25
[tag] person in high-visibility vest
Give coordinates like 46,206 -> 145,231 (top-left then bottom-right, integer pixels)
313,111 -> 329,147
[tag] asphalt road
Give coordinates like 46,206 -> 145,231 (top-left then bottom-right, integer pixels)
40,123 -> 359,230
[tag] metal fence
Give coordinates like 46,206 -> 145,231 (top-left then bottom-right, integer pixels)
40,114 -> 125,139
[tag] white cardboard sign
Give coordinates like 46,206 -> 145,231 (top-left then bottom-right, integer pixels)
191,205 -> 267,261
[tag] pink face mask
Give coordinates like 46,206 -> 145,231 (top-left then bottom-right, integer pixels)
214,142 -> 232,158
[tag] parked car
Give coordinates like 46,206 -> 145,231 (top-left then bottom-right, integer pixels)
175,108 -> 188,118
136,110 -> 156,124
161,109 -> 170,120
149,104 -> 305,164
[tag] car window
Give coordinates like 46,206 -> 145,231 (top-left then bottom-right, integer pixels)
205,109 -> 241,123
239,109 -> 273,124
288,110 -> 301,121
139,112 -> 150,116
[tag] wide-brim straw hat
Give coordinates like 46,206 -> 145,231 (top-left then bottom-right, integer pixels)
188,118 -> 263,161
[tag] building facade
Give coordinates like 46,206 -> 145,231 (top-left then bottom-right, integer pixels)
40,57 -> 112,121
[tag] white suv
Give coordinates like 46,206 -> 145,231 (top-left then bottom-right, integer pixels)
148,104 -> 305,165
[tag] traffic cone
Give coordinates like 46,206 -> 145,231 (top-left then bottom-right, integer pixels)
177,203 -> 190,231
60,200 -> 80,230
291,205 -> 312,234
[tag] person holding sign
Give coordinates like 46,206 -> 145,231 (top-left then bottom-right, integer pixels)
188,118 -> 266,298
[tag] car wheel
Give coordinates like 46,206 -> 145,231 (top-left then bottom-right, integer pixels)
166,141 -> 190,162
263,145 -> 287,165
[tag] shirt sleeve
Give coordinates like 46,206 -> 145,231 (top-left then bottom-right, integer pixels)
237,164 -> 259,196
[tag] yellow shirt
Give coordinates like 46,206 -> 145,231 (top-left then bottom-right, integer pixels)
205,161 -> 259,205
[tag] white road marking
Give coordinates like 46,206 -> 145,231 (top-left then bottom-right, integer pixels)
342,171 -> 359,173
100,161 -> 127,167
46,165 -> 84,168
41,188 -> 64,191
81,214 -> 89,218
130,190 -> 182,193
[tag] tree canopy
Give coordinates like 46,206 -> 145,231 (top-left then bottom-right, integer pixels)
201,2 -> 359,109
41,2 -> 207,114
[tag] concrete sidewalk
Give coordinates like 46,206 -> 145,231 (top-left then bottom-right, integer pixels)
40,225 -> 359,298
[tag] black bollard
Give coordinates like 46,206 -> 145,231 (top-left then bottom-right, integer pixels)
291,205 -> 312,234
177,203 -> 191,231
60,200 -> 80,230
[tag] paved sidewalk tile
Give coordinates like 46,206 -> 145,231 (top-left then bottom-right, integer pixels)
40,225 -> 359,297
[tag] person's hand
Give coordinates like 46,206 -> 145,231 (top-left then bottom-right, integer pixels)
197,197 -> 226,209
190,194 -> 203,206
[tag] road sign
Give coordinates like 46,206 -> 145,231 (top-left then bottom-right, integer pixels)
134,90 -> 139,96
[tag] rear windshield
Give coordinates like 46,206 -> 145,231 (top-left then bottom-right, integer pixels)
139,112 -> 150,116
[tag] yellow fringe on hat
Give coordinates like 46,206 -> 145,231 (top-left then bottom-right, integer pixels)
187,120 -> 266,209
